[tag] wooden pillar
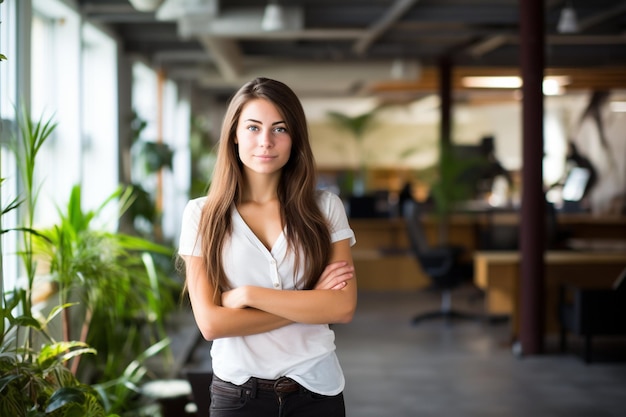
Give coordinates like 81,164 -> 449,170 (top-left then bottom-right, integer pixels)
519,0 -> 546,355
154,68 -> 166,242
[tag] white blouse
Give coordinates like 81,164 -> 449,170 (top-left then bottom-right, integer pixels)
178,190 -> 356,395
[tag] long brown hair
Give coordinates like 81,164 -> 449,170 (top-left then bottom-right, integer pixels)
197,77 -> 331,294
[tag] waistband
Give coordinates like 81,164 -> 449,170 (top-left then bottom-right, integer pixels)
215,375 -> 302,394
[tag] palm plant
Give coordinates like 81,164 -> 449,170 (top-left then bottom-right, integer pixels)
33,185 -> 177,383
1,110 -> 116,416
1,107 -> 179,416
327,107 -> 382,196
428,143 -> 486,243
10,106 -> 57,349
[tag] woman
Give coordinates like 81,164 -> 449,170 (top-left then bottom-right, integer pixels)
178,77 -> 357,417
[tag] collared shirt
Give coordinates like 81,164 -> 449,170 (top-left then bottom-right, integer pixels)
178,190 -> 356,395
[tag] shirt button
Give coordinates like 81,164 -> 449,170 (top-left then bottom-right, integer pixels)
274,283 -> 280,288
270,259 -> 276,265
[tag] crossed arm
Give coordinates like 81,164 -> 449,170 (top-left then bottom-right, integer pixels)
183,238 -> 356,341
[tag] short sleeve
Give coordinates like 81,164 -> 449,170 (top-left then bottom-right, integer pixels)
317,190 -> 356,247
178,197 -> 207,257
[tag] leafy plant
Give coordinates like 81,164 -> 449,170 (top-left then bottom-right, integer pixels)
137,141 -> 174,173
128,110 -> 176,240
0,109 -> 116,416
327,107 -> 383,195
1,108 -> 180,416
32,184 -> 178,385
427,143 -> 486,243
0,295 -> 115,417
11,106 -> 57,337
429,144 -> 479,216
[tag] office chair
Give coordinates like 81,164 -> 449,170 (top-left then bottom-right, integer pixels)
403,199 -> 478,325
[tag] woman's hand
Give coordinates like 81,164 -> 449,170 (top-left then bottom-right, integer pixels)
222,286 -> 250,309
314,261 -> 354,290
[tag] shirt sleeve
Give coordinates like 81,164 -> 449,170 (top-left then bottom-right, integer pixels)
178,197 -> 206,257
318,190 -> 356,247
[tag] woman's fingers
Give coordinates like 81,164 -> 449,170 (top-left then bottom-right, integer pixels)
315,261 -> 354,290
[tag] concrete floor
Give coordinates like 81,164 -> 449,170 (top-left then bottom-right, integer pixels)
181,285 -> 626,417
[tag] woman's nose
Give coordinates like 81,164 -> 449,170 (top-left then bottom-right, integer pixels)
259,130 -> 274,147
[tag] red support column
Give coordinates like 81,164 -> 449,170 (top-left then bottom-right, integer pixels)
519,0 -> 546,355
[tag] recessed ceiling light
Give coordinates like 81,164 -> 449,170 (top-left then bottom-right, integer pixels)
461,76 -> 571,95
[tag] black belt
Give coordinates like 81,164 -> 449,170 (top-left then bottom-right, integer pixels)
213,375 -> 302,396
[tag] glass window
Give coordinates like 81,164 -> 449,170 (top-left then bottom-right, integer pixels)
131,62 -> 191,242
31,1 -> 82,227
30,0 -> 119,230
80,22 -> 119,229
1,0 -> 19,294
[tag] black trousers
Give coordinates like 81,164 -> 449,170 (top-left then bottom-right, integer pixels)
208,375 -> 345,417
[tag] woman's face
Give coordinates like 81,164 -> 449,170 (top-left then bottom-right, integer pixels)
235,98 -> 292,177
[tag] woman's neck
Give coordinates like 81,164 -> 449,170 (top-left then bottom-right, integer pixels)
242,172 -> 281,204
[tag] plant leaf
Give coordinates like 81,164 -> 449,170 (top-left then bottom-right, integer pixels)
45,387 -> 85,412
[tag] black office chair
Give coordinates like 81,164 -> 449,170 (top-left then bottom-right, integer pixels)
403,199 -> 478,325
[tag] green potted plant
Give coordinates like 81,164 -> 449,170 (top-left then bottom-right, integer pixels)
0,293 -> 113,417
32,184 -> 178,382
1,108 -> 179,416
0,109 -> 117,416
327,107 -> 382,196
427,143 -> 485,243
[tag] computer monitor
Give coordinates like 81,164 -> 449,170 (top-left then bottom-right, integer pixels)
562,166 -> 591,202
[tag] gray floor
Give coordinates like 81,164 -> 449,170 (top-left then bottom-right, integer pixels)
181,285 -> 626,417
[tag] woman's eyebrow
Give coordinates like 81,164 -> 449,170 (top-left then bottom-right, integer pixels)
243,119 -> 285,125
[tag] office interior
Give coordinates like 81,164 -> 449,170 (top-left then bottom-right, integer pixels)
1,1 -> 625,416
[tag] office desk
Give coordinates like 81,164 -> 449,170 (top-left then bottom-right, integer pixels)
474,250 -> 626,337
350,218 -> 475,290
350,215 -> 626,291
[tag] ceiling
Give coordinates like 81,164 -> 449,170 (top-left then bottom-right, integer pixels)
80,0 -> 626,99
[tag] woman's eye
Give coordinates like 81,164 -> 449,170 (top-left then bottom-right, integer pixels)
247,125 -> 259,131
273,126 -> 287,134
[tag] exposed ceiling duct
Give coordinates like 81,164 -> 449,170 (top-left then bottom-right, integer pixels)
198,60 -> 422,96
80,0 -> 626,97
152,0 -> 413,92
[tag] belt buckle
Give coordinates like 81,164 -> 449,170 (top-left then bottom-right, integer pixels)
273,377 -> 297,393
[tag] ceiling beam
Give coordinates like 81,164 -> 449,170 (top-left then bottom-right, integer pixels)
577,3 -> 626,32
467,34 -> 513,58
197,36 -> 243,81
353,0 -> 419,56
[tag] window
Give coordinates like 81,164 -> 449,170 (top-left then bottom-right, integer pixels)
80,22 -> 119,229
131,62 -> 190,243
31,0 -> 119,229
0,0 -> 19,294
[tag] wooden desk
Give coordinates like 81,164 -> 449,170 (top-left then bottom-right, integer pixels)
474,250 -> 626,337
350,217 -> 475,290
352,249 -> 429,291
349,214 -> 626,291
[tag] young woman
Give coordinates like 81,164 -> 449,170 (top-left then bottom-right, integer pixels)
177,77 -> 357,417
